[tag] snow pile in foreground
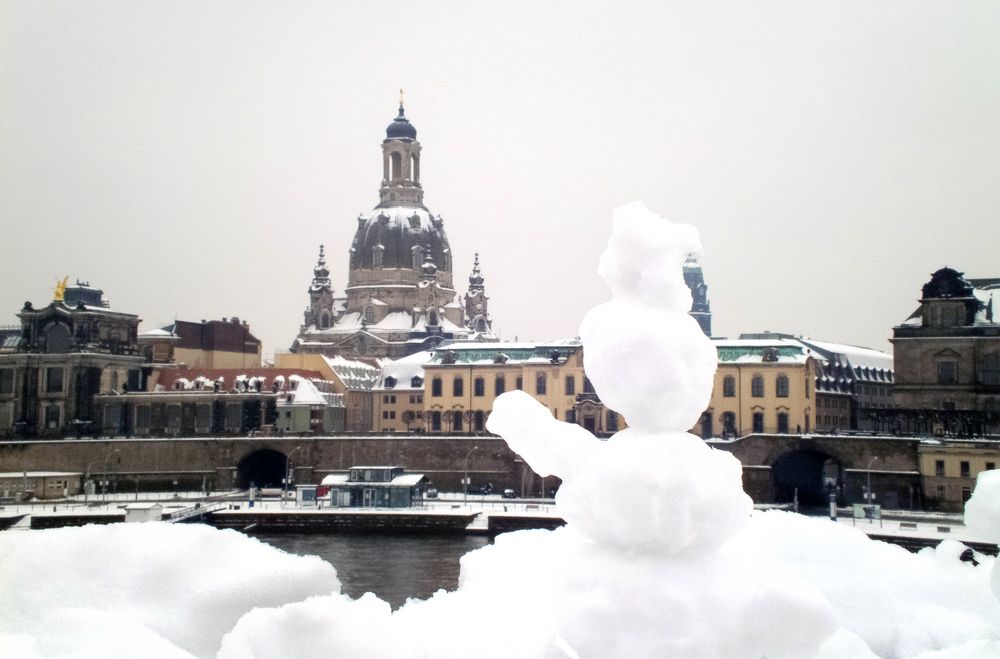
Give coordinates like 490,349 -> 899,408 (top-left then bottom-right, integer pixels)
0,523 -> 339,658
2,202 -> 1000,658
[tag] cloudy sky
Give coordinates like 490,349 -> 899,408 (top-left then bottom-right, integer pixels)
2,1 -> 997,358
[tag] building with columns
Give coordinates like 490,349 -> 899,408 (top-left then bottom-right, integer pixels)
292,102 -> 497,360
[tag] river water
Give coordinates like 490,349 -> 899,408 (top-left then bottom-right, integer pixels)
254,533 -> 491,609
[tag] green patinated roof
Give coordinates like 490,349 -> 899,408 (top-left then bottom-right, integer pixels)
715,345 -> 807,363
428,344 -> 579,365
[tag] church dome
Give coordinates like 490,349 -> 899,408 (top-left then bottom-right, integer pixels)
386,106 -> 417,140
349,208 -> 452,273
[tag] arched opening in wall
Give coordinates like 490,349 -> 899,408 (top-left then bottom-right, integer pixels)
411,154 -> 419,182
236,448 -> 288,489
390,151 -> 402,181
45,323 -> 71,353
700,411 -> 713,439
319,312 -> 330,329
771,450 -> 841,507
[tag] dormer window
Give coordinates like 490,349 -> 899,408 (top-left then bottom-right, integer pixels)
385,376 -> 397,388
411,375 -> 423,388
363,307 -> 375,325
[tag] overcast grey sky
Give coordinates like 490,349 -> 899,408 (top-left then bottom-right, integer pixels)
2,1 -> 998,358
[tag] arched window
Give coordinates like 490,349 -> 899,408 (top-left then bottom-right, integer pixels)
45,323 -> 71,354
535,374 -> 547,395
777,412 -> 789,434
474,377 -> 485,396
412,246 -> 423,269
981,353 -> 1000,385
431,378 -> 442,397
372,245 -> 384,269
776,374 -> 789,398
474,410 -> 484,432
453,411 -> 463,432
751,375 -> 764,398
723,375 -> 735,398
453,377 -> 464,397
495,375 -> 506,395
607,411 -> 619,432
565,375 -> 575,396
752,412 -> 765,433
319,311 -> 330,329
431,411 -> 441,431
363,307 -> 375,325
411,154 -> 420,182
476,318 -> 487,332
428,310 -> 439,326
516,376 -> 523,390
390,151 -> 402,181
700,412 -> 713,439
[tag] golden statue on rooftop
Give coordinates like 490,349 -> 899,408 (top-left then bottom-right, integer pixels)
53,276 -> 69,302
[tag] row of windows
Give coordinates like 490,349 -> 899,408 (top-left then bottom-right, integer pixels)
706,410 -> 804,437
936,354 -> 1000,385
721,374 -> 792,398
933,459 -> 996,478
429,374 -> 595,398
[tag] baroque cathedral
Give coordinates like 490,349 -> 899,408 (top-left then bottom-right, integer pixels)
291,101 -> 496,360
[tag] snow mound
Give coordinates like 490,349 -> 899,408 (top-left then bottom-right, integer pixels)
0,523 -> 339,658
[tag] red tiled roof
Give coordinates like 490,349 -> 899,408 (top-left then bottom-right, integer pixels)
155,368 -> 324,390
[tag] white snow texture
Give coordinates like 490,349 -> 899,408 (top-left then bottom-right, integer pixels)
1,201 -> 999,658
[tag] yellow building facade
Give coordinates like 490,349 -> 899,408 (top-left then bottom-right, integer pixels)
697,339 -> 817,438
372,342 -> 623,436
919,441 -> 1000,511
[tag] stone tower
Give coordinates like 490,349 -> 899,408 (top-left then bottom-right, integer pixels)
303,245 -> 335,330
683,254 -> 712,337
464,253 -> 495,337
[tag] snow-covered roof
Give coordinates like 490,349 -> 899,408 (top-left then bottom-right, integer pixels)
375,350 -> 434,390
713,338 -> 812,364
319,472 -> 426,487
285,375 -> 327,405
322,355 -> 381,390
424,340 -> 582,366
138,328 -> 178,339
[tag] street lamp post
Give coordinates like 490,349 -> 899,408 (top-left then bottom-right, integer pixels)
463,445 -> 478,504
866,456 -> 879,504
100,448 -> 119,502
283,446 -> 303,507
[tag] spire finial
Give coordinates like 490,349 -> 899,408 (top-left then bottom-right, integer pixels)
399,88 -> 404,112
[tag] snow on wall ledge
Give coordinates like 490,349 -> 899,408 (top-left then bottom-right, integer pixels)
1,202 -> 999,659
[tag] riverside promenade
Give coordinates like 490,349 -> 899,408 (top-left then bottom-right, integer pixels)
0,491 -> 565,536
1,491 -> 994,554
